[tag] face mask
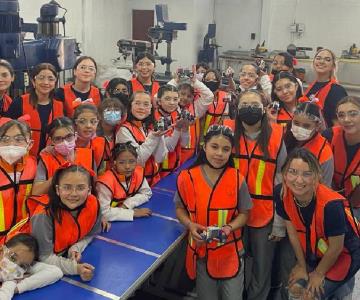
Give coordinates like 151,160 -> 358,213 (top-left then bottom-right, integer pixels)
0,145 -> 27,165
103,110 -> 122,126
0,256 -> 25,282
237,106 -> 264,126
204,81 -> 220,92
291,124 -> 313,141
271,69 -> 279,76
195,73 -> 204,81
54,139 -> 76,156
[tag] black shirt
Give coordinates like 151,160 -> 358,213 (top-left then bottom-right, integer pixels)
307,82 -> 347,128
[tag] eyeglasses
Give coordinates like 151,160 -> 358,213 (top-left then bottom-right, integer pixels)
35,75 -> 57,82
0,135 -> 28,145
287,168 -> 314,179
112,88 -> 128,95
52,133 -> 75,144
239,72 -> 258,79
77,65 -> 96,72
314,56 -> 332,63
137,62 -> 154,68
274,82 -> 296,93
57,184 -> 89,194
4,246 -> 31,272
336,110 -> 360,120
75,118 -> 99,126
132,101 -> 151,109
238,102 -> 263,109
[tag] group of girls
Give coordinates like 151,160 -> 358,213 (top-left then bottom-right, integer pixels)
0,51 -> 216,298
174,48 -> 360,300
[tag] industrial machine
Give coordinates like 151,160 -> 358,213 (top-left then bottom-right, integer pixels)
198,23 -> 219,68
341,43 -> 360,59
0,0 -> 78,92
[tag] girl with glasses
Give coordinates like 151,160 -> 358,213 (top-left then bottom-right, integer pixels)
32,117 -> 96,196
175,124 -> 252,300
276,148 -> 360,300
55,56 -> 102,118
6,63 -> 64,156
299,49 -> 347,128
323,96 -> 360,219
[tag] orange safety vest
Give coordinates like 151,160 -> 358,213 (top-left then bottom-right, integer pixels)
130,78 -> 160,97
330,126 -> 360,206
180,102 -> 201,164
84,137 -> 106,175
39,148 -> 95,180
303,133 -> 333,165
154,110 -> 181,177
299,78 -> 337,110
276,107 -> 293,128
121,121 -> 160,187
283,184 -> 360,281
63,83 -> 101,118
21,94 -> 64,156
1,94 -> 13,114
97,166 -> 144,207
0,156 -> 36,236
203,90 -> 229,136
234,123 -> 284,227
103,136 -> 115,172
177,166 -> 244,279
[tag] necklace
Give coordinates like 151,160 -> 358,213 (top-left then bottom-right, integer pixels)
294,196 -> 312,208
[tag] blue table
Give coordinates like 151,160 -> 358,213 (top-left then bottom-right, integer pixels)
15,159 -> 194,300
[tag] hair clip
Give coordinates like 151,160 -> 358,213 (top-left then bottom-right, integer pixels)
72,98 -> 95,109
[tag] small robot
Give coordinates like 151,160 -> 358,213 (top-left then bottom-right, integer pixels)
200,226 -> 227,243
154,116 -> 172,131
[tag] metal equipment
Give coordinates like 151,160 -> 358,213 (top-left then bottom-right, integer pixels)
0,0 -> 78,91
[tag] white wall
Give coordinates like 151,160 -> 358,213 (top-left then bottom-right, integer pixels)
214,0 -> 263,53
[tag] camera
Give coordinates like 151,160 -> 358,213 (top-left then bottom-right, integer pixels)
200,226 -> 227,243
177,68 -> 193,84
269,101 -> 280,112
179,109 -> 195,122
221,72 -> 230,86
255,58 -> 267,72
154,116 -> 172,131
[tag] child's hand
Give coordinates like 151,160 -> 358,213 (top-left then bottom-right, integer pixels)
101,217 -> 111,232
134,208 -> 152,218
70,251 -> 81,262
175,118 -> 190,130
77,263 -> 95,281
188,222 -> 206,242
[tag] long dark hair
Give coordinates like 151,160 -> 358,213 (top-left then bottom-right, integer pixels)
271,71 -> 303,104
190,124 -> 235,169
29,63 -> 58,107
126,91 -> 155,129
234,90 -> 271,159
47,165 -> 95,223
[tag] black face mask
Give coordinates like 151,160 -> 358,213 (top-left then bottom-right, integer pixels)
237,106 -> 264,125
271,69 -> 280,76
204,81 -> 220,92
111,92 -> 129,107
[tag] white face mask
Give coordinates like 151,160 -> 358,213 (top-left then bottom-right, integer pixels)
0,256 -> 25,282
291,124 -> 313,141
0,146 -> 27,165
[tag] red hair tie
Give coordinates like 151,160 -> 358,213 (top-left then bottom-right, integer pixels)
293,58 -> 298,66
102,80 -> 110,90
0,114 -> 31,127
72,98 -> 95,109
58,162 -> 96,177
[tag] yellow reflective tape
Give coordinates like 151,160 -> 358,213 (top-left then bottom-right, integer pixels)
317,238 -> 328,255
351,175 -> 360,189
255,160 -> 266,195
234,158 -> 239,170
111,202 -> 118,208
217,210 -> 228,246
0,192 -> 4,232
203,115 -> 212,136
22,184 -> 33,218
162,154 -> 169,169
9,217 -> 28,234
187,125 -> 191,148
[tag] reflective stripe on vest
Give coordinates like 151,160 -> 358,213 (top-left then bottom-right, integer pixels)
276,107 -> 293,127
283,184 -> 359,281
97,166 -> 144,207
21,94 -> 64,156
0,157 -> 36,235
63,83 -> 101,117
177,166 -> 243,279
234,124 -> 283,227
